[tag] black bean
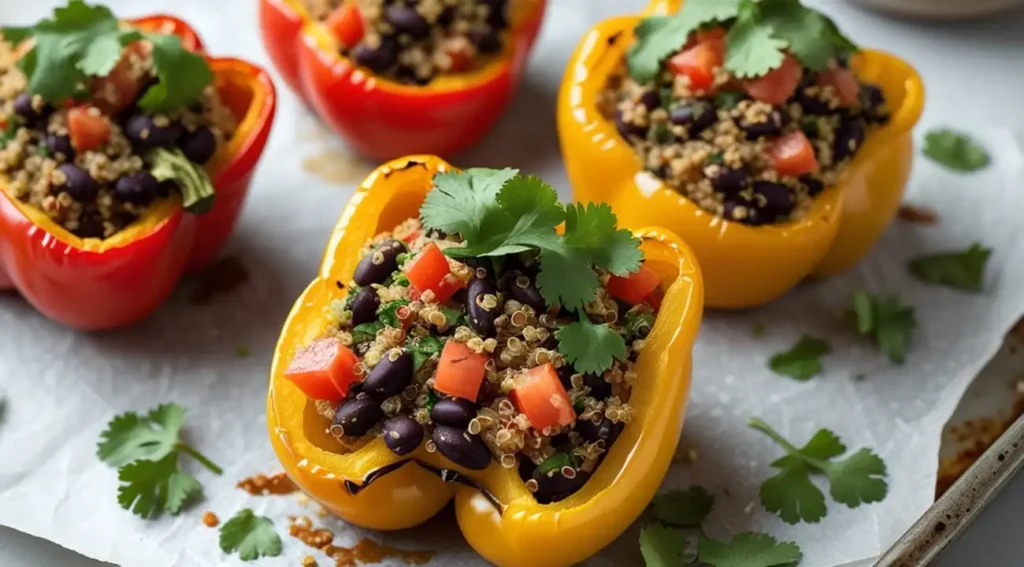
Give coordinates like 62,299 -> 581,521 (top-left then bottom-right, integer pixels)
362,349 -> 414,397
125,114 -> 183,149
860,84 -> 885,111
575,417 -> 621,445
179,127 -> 217,164
738,109 -> 788,139
333,395 -> 384,437
517,455 -> 536,481
476,381 -> 500,406
113,172 -> 159,206
437,6 -> 455,26
483,0 -> 508,27
13,92 -> 50,124
583,373 -> 611,400
801,175 -> 824,197
614,110 -> 647,140
796,90 -> 833,116
56,163 -> 99,202
669,102 -> 716,137
639,90 -> 660,111
385,5 -> 430,38
156,179 -> 177,198
432,425 -> 490,470
469,28 -> 503,54
556,366 -> 574,390
45,134 -> 75,161
534,469 -> 591,503
708,165 -> 749,195
722,196 -> 763,226
352,39 -> 398,73
752,181 -> 796,222
430,398 -> 478,428
349,286 -> 381,326
353,239 -> 406,286
833,119 -> 866,162
466,278 -> 500,337
394,66 -> 431,86
503,271 -> 545,311
382,415 -> 424,456
75,208 -> 106,239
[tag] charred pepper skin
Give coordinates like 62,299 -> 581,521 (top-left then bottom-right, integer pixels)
0,16 -> 277,330
267,155 -> 704,567
557,0 -> 925,309
259,0 -> 547,160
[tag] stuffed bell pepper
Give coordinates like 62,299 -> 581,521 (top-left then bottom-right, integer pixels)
558,0 -> 924,308
268,156 -> 703,567
0,1 -> 276,330
259,0 -> 545,160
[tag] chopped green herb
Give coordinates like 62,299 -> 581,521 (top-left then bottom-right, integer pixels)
922,129 -> 989,172
396,252 -> 411,267
377,298 -> 411,328
752,321 -> 767,338
36,141 -> 49,156
698,532 -> 803,567
572,395 -> 587,414
768,335 -> 829,381
625,310 -> 656,342
652,486 -> 713,528
116,453 -> 202,518
425,389 -> 438,412
908,243 -> 991,292
749,417 -> 887,524
219,509 -> 283,561
407,335 -> 444,372
851,291 -> 916,364
392,273 -> 411,287
652,123 -> 674,143
148,148 -> 215,213
440,306 -> 466,328
714,90 -> 747,109
627,0 -> 743,82
707,151 -> 725,165
0,118 -> 21,149
534,452 -> 578,478
351,321 -> 383,344
234,346 -> 250,358
799,115 -> 820,137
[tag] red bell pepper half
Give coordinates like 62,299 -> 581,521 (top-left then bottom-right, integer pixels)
0,15 -> 277,331
259,0 -> 546,160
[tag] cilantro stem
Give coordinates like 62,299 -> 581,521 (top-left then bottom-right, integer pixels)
747,417 -> 828,470
175,442 -> 223,475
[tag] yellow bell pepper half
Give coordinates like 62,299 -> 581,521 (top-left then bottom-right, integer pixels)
557,0 -> 925,308
267,155 -> 704,567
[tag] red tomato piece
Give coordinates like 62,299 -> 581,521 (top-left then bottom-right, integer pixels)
607,264 -> 661,306
667,39 -> 724,91
404,242 -> 466,303
767,131 -> 819,177
510,363 -> 576,431
434,341 -> 488,401
817,67 -> 861,107
91,42 -> 148,115
326,1 -> 365,48
743,55 -> 803,105
68,106 -> 112,152
445,43 -> 474,73
284,337 -> 359,401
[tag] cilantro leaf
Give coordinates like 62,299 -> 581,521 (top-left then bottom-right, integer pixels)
407,335 -> 444,372
351,321 -> 383,344
624,310 -> 655,342
908,243 -> 991,292
97,403 -> 185,467
378,299 -> 410,328
639,523 -> 690,567
759,0 -> 856,72
627,0 -> 742,82
563,203 -> 643,276
556,319 -> 627,375
724,1 -> 788,79
698,532 -> 803,567
78,28 -> 142,76
116,454 -> 202,518
440,306 -> 465,328
851,291 -> 916,364
535,243 -> 599,311
749,417 -> 888,524
652,486 -> 714,527
923,129 -> 989,172
137,32 -> 212,113
420,168 -> 519,244
533,452 -> 578,478
768,335 -> 830,381
219,508 -> 283,561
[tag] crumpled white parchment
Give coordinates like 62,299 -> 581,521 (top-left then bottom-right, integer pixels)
2,0 -> 1024,566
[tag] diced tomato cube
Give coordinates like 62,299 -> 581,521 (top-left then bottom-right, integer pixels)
510,363 -> 576,431
404,242 -> 466,303
68,106 -> 111,152
91,42 -> 148,115
284,337 -> 359,401
326,2 -> 365,48
743,54 -> 803,105
817,67 -> 861,107
434,341 -> 488,401
607,264 -> 661,306
766,131 -> 819,177
667,39 -> 724,91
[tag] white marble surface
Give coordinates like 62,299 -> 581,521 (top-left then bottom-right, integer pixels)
2,1 -> 1024,566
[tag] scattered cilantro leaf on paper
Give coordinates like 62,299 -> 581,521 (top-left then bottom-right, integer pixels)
626,0 -> 742,82
922,129 -> 990,172
639,523 -> 690,567
219,509 -> 283,561
699,532 -> 803,567
97,403 -> 185,466
768,335 -> 830,381
652,485 -> 714,527
851,291 -> 916,364
908,243 -> 991,292
116,454 -> 202,518
749,417 -> 888,524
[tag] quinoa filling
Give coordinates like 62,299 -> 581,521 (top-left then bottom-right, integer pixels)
307,0 -> 512,84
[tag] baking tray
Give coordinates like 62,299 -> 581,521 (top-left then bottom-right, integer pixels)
877,325 -> 1024,566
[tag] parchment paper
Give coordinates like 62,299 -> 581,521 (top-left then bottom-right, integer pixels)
2,0 -> 1024,566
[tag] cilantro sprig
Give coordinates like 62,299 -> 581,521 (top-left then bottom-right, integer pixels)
420,169 -> 644,375
627,0 -> 858,82
219,509 -> 283,561
908,243 -> 991,292
1,0 -> 212,111
852,291 -> 916,364
768,335 -> 830,381
922,129 -> 990,172
749,418 -> 887,524
641,485 -> 803,567
97,403 -> 222,518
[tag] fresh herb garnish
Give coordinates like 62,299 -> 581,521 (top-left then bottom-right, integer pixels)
36,141 -> 49,156
908,243 -> 991,292
768,335 -> 829,381
425,389 -> 438,411
698,532 -> 804,567
351,321 -> 383,344
714,90 -> 747,109
749,417 -> 887,524
0,118 -> 21,149
148,148 -> 215,213
439,305 -> 466,328
1,0 -> 212,111
922,129 -> 989,172
627,0 -> 858,82
219,509 -> 283,561
407,335 -> 444,372
97,403 -> 222,518
534,452 -> 578,478
420,169 -> 643,375
378,298 -> 410,328
852,291 -> 916,364
393,273 -> 411,287
624,310 -> 655,342
639,523 -> 691,566
652,486 -> 714,528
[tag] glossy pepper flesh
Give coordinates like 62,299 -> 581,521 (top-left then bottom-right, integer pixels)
557,0 -> 925,309
267,155 -> 704,567
258,0 -> 546,160
0,15 -> 277,330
